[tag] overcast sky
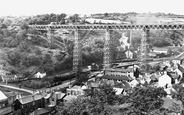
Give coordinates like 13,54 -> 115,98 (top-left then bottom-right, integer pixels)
1,0 -> 184,16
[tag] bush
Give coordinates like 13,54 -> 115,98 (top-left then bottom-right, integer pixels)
128,86 -> 167,113
22,80 -> 48,89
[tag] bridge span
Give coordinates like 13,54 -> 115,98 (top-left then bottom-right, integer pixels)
29,24 -> 184,30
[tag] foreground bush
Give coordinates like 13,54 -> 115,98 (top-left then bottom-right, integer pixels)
56,84 -> 171,115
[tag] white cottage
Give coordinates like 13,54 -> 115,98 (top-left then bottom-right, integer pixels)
158,71 -> 172,88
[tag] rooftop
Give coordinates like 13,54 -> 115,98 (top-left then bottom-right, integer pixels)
175,52 -> 184,60
18,94 -> 43,104
101,75 -> 133,81
0,90 -> 7,101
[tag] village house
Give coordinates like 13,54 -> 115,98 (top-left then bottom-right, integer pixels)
3,91 -> 17,107
152,47 -> 169,55
103,68 -> 134,81
34,72 -> 46,79
66,85 -> 86,96
42,93 -> 51,106
172,58 -> 182,65
48,91 -> 65,106
167,72 -> 180,84
173,52 -> 184,65
177,64 -> 184,82
88,72 -> 132,96
162,60 -> 171,67
113,80 -> 131,95
63,85 -> 86,104
102,63 -> 136,81
158,71 -> 172,88
0,91 -> 17,115
13,94 -> 44,115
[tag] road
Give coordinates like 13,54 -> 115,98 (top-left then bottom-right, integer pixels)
0,79 -> 75,95
42,79 -> 75,92
0,84 -> 34,94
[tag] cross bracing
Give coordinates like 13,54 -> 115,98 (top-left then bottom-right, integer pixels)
29,24 -> 184,30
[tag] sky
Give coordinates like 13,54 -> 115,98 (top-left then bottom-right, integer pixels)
1,0 -> 184,16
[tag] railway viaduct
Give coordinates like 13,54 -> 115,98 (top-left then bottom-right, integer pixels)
29,24 -> 184,73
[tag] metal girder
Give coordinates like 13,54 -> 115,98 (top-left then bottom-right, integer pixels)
29,24 -> 184,30
103,29 -> 111,68
73,30 -> 82,73
140,28 -> 150,70
47,29 -> 54,44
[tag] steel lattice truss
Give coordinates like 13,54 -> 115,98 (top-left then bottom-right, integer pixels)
29,24 -> 184,30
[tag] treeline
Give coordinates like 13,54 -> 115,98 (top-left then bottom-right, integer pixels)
56,82 -> 184,115
0,19 -> 74,77
27,13 -> 82,25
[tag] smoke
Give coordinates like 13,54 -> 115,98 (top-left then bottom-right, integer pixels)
135,13 -> 158,24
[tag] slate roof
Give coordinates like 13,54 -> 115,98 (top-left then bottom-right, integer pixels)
18,94 -> 43,104
178,65 -> 184,73
71,85 -> 81,90
44,93 -> 52,99
170,73 -> 180,79
55,92 -> 66,100
19,96 -> 33,104
0,90 -> 7,101
175,52 -> 184,60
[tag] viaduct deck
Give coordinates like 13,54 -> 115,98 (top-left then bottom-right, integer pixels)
29,24 -> 184,30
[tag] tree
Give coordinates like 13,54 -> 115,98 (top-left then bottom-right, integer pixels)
68,14 -> 81,23
125,86 -> 167,114
172,84 -> 184,106
169,30 -> 183,46
104,13 -> 109,17
7,50 -> 21,66
0,24 -> 7,29
57,83 -> 118,115
57,83 -> 170,115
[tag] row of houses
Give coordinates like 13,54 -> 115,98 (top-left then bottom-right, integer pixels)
12,90 -> 66,115
7,84 -> 88,115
